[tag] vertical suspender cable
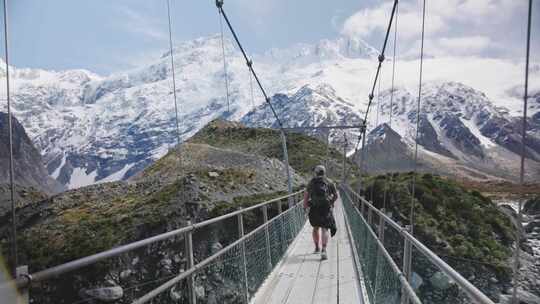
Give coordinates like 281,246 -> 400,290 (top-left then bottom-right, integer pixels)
166,0 -> 181,147
511,1 -> 532,302
370,72 -> 383,201
3,0 -> 17,277
166,0 -> 186,206
218,10 -> 231,115
410,0 -> 427,236
383,2 -> 399,211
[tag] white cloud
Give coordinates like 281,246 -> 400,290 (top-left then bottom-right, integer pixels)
437,36 -> 492,55
114,5 -> 168,42
340,0 -> 528,58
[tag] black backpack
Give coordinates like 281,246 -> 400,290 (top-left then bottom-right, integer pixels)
310,177 -> 331,208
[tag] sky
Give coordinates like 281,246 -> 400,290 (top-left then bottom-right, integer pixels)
0,0 -> 538,75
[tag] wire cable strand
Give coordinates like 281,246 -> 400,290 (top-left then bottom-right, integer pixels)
218,9 -> 231,115
346,0 -> 399,181
511,1 -> 533,302
383,1 -> 399,211
165,0 -> 186,208
3,0 -> 17,276
215,1 -> 284,129
410,0 -> 427,236
166,0 -> 181,147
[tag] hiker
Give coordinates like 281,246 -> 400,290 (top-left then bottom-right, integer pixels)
303,165 -> 338,260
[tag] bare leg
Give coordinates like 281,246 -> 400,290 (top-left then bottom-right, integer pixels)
312,227 -> 320,250
321,228 -> 329,249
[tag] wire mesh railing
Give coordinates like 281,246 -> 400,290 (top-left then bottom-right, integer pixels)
341,184 -> 497,304
2,190 -> 306,304
341,185 -> 421,304
133,198 -> 306,304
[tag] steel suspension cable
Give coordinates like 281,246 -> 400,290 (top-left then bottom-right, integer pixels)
215,0 -> 283,129
3,0 -> 17,276
218,9 -> 231,115
511,1 -> 533,302
361,0 -> 399,132
410,0 -> 427,236
215,0 -> 293,201
382,1 -> 399,212
346,0 -> 399,180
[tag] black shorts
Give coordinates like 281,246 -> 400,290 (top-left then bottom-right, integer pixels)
308,206 -> 334,229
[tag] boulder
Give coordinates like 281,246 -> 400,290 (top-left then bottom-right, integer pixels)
120,269 -> 133,280
411,272 -> 423,290
80,286 -> 123,302
195,285 -> 205,299
208,171 -> 220,178
430,272 -> 454,290
170,285 -> 182,302
523,197 -> 540,215
525,220 -> 540,233
499,289 -> 540,304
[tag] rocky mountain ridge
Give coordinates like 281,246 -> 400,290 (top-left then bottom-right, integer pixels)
0,35 -> 538,188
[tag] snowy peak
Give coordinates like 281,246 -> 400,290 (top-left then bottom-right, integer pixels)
243,83 -> 362,128
263,36 -> 378,65
241,83 -> 363,148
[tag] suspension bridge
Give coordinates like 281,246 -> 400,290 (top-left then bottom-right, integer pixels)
1,0 -> 535,303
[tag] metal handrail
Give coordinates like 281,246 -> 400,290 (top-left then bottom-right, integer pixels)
12,190 -> 304,289
341,188 -> 422,304
133,200 -> 305,304
343,185 -> 496,304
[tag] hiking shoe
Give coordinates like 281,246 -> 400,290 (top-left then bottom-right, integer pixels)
321,249 -> 328,261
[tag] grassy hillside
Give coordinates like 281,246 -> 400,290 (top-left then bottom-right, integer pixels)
189,119 -> 360,179
3,120 -> 353,271
362,172 -> 515,275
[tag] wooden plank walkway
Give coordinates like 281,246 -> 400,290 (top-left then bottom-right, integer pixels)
251,198 -> 365,304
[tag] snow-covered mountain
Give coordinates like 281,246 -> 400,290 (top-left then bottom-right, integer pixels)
241,83 -> 363,148
0,34 -> 538,188
361,82 -> 540,180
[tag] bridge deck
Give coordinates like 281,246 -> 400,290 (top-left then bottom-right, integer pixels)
252,199 -> 365,304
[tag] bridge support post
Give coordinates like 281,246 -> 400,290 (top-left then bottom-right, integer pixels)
367,206 -> 373,228
280,130 -> 294,207
237,211 -> 249,304
401,225 -> 412,304
184,222 -> 196,304
378,208 -> 385,243
358,130 -> 367,195
16,266 -> 29,304
262,205 -> 273,271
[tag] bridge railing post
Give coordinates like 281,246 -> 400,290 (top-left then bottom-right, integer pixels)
184,221 -> 196,304
401,225 -> 412,304
16,266 -> 29,304
378,208 -> 386,243
367,206 -> 373,227
262,205 -> 272,271
237,210 -> 249,304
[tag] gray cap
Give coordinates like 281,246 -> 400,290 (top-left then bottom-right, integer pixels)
314,165 -> 326,176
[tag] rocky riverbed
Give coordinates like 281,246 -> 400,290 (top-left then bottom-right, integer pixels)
497,197 -> 540,303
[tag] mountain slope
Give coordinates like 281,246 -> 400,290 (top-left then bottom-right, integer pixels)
0,112 -> 63,193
